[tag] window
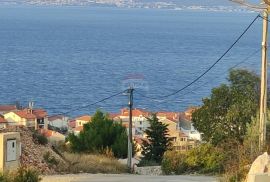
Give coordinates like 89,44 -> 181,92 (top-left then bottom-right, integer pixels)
180,137 -> 186,142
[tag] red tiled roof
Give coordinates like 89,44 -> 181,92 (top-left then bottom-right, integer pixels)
15,110 -> 36,120
0,105 -> 17,112
68,120 -> 76,128
14,109 -> 47,120
108,113 -> 120,119
120,108 -> 150,117
0,117 -> 6,123
157,111 -> 180,122
32,109 -> 47,119
41,129 -> 54,137
75,115 -> 91,122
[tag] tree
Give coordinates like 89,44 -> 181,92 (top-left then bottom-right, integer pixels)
192,69 -> 260,145
68,110 -> 128,158
139,113 -> 173,165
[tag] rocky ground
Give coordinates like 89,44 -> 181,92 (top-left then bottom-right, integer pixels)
1,126 -> 67,174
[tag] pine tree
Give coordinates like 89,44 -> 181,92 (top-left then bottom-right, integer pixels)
140,113 -> 173,165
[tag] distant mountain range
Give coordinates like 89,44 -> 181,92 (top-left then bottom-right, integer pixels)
0,0 -> 249,12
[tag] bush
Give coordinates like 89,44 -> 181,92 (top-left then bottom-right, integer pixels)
0,173 -> 10,182
43,151 -> 59,167
161,144 -> 224,175
186,143 -> 224,173
162,151 -> 187,174
0,168 -> 41,182
13,167 -> 41,182
32,132 -> 48,145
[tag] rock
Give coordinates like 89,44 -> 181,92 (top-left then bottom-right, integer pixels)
134,166 -> 162,175
246,152 -> 270,182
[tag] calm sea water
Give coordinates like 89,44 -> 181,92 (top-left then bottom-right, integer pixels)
0,5 -> 263,116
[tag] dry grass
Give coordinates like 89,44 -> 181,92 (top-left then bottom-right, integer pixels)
58,152 -> 127,174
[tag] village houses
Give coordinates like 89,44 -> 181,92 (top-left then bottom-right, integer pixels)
3,102 -> 48,130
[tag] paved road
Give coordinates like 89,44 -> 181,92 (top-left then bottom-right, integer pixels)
42,174 -> 217,182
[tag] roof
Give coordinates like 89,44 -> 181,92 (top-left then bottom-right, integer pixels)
41,129 -> 54,137
119,108 -> 150,117
0,117 -> 6,123
32,109 -> 47,119
14,109 -> 47,120
179,117 -> 192,130
68,120 -> 76,128
48,115 -> 65,121
157,111 -> 180,122
15,110 -> 36,120
75,115 -> 91,122
0,105 -> 17,112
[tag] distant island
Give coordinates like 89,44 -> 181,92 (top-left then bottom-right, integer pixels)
0,0 -> 249,12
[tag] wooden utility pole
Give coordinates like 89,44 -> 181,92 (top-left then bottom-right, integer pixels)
259,3 -> 269,150
231,0 -> 269,150
127,87 -> 134,172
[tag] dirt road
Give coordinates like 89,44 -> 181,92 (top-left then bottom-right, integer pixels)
42,174 -> 217,182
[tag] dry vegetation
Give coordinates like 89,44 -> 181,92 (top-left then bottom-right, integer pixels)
58,152 -> 127,174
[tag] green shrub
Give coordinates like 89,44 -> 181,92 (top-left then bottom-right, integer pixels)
43,151 -> 59,167
0,173 -> 10,182
32,132 -> 48,145
186,143 -> 224,173
13,167 -> 41,182
161,144 -> 224,175
162,151 -> 188,175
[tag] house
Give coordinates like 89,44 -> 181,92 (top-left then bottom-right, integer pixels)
0,105 -> 17,115
71,115 -> 92,134
173,131 -> 200,151
4,108 -> 48,129
179,107 -> 202,141
40,129 -> 66,145
75,115 -> 91,128
48,115 -> 68,130
0,116 -> 7,129
111,108 -> 150,136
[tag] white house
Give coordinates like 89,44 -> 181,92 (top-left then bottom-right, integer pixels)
111,108 -> 150,136
48,115 -> 68,129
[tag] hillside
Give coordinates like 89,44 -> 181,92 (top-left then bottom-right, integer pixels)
0,0 -> 236,7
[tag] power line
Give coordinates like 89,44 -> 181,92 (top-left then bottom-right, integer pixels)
49,89 -> 128,117
136,14 -> 260,100
135,47 -> 261,105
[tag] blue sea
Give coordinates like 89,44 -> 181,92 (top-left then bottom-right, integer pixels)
0,5 -> 263,116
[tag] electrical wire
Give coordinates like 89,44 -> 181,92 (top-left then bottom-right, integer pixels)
49,89 -> 128,117
136,14 -> 260,100
135,47 -> 261,105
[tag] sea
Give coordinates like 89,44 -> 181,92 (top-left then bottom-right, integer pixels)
0,5 -> 264,117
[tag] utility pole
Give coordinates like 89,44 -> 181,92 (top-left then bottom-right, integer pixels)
259,5 -> 269,150
127,87 -> 134,172
230,0 -> 269,151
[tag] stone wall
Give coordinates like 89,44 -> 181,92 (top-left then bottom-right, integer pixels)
134,166 -> 162,175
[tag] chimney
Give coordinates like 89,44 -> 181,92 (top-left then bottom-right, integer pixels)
28,101 -> 34,114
